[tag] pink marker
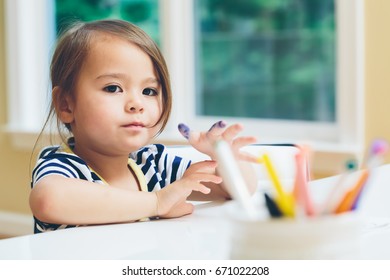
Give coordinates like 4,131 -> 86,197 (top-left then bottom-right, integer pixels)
293,147 -> 315,216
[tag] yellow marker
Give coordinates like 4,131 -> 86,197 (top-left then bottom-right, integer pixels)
259,154 -> 295,217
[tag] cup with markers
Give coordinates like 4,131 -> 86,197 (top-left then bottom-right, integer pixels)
214,139 -> 389,259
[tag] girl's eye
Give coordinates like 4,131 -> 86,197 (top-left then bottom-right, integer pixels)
142,88 -> 158,96
103,85 -> 122,93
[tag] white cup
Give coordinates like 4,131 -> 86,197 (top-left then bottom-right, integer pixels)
227,202 -> 362,259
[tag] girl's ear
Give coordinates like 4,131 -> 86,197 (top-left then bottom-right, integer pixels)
52,86 -> 74,124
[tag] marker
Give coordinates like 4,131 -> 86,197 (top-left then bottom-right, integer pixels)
320,159 -> 357,215
214,140 -> 257,219
334,169 -> 369,214
258,154 -> 295,217
264,192 -> 283,218
365,139 -> 389,169
293,148 -> 315,216
334,139 -> 388,213
351,139 -> 389,210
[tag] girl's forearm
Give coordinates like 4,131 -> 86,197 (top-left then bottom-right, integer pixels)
30,175 -> 158,225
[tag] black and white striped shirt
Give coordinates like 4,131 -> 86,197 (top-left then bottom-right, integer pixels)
31,141 -> 191,233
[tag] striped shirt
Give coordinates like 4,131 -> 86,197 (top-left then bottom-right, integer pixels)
31,140 -> 191,234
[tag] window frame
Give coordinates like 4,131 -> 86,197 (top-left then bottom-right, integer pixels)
4,0 -> 364,156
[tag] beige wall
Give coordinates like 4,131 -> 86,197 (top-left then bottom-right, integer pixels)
365,1 -> 390,160
1,1 -> 390,217
0,1 -> 34,216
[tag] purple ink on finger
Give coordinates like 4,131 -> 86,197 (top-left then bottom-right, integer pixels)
209,120 -> 226,131
178,123 -> 190,139
217,120 -> 226,128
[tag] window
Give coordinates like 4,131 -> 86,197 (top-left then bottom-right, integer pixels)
4,0 -> 364,155
195,0 -> 336,122
160,0 -> 364,153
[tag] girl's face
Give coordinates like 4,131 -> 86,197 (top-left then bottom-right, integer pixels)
62,34 -> 163,156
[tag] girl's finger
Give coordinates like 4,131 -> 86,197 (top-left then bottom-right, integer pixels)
190,173 -> 222,186
231,136 -> 257,150
188,160 -> 218,173
180,202 -> 195,215
165,202 -> 194,218
221,123 -> 243,142
206,120 -> 226,137
191,183 -> 211,194
178,123 -> 191,139
178,123 -> 201,145
237,151 -> 259,163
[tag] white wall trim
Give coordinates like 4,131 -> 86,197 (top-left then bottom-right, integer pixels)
0,211 -> 33,237
4,0 -> 55,132
336,0 -> 365,151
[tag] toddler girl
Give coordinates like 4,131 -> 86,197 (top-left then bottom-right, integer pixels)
30,19 -> 257,233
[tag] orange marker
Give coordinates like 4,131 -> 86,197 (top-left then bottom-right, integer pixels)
334,169 -> 369,214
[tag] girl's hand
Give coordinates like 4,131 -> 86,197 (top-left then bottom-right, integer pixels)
155,160 -> 222,218
178,121 -> 258,163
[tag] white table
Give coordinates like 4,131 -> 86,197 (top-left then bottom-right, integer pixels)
1,165 -> 390,260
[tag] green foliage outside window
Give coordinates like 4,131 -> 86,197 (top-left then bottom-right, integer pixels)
55,0 -> 160,43
196,0 -> 336,122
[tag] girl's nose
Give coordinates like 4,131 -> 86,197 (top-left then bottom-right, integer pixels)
126,93 -> 144,113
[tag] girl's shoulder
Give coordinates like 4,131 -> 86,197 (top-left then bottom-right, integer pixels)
35,144 -> 86,167
32,144 -> 97,184
38,145 -> 61,159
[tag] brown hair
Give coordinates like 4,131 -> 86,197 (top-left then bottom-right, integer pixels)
44,19 -> 172,144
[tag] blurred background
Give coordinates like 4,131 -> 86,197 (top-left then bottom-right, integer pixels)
1,0 -> 389,237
